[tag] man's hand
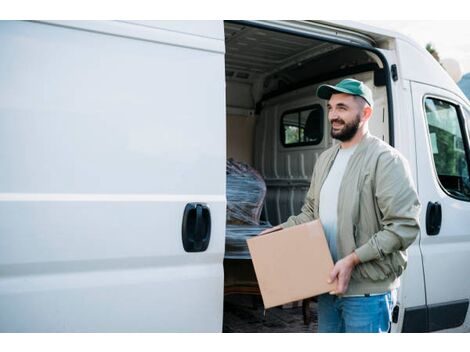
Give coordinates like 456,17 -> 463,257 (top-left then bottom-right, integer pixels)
258,225 -> 283,236
328,251 -> 360,295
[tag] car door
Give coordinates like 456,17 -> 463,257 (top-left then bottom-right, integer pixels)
411,81 -> 470,332
0,20 -> 226,332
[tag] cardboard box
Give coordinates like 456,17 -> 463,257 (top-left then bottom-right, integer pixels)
247,220 -> 336,309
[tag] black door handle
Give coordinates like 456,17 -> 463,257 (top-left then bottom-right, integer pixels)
182,203 -> 211,252
426,201 -> 442,236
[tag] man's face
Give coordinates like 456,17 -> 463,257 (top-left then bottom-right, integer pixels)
326,93 -> 363,142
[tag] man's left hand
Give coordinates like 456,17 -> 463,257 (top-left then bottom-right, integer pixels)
328,252 -> 360,295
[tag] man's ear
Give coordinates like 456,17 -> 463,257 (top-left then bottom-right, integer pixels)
362,106 -> 373,122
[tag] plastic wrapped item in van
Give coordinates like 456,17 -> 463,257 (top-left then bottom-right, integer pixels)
226,158 -> 267,225
225,222 -> 272,259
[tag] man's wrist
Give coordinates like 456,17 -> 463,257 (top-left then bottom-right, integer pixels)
349,251 -> 361,266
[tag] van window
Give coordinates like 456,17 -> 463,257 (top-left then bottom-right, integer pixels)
424,98 -> 470,201
281,105 -> 324,147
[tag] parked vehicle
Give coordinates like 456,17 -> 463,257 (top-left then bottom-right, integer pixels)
1,20 -> 469,332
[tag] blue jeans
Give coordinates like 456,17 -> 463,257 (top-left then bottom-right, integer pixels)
317,291 -> 395,333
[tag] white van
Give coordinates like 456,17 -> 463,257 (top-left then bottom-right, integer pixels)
1,20 -> 469,333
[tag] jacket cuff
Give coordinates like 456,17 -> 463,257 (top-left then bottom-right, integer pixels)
280,221 -> 291,229
280,216 -> 298,229
354,242 -> 381,263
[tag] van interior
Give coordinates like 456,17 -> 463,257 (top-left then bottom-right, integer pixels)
222,21 -> 391,330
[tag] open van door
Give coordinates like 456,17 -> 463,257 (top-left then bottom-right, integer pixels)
0,20 -> 226,332
411,81 -> 470,332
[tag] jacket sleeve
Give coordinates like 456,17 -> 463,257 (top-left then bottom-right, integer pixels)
354,151 -> 421,263
280,162 -> 318,229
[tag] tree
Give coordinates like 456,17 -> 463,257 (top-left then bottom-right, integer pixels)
426,42 -> 441,63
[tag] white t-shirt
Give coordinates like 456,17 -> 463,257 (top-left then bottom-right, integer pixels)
319,144 -> 358,262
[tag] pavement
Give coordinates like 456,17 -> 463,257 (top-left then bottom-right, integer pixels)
222,294 -> 319,333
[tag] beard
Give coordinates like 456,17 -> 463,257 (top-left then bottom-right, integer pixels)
330,114 -> 361,142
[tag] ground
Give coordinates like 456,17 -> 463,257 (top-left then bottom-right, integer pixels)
222,294 -> 319,333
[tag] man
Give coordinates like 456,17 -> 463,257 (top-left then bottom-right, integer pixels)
259,78 -> 421,333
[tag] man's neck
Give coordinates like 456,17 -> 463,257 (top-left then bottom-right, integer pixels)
340,129 -> 367,149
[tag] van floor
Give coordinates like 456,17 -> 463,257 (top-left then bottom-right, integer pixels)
223,294 -> 319,333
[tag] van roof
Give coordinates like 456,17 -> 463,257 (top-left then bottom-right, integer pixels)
314,20 -> 425,50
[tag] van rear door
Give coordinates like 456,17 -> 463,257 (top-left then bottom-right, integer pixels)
411,81 -> 470,332
0,20 -> 226,332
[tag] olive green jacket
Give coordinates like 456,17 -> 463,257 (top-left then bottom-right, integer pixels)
281,132 -> 421,295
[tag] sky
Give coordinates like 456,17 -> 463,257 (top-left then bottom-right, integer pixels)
361,21 -> 470,75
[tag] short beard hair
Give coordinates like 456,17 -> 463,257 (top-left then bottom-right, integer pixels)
330,113 -> 361,142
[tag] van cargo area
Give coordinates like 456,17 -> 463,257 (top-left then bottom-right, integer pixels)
223,21 -> 391,331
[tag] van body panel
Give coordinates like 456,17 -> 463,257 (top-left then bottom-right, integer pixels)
387,75 -> 427,331
395,39 -> 469,103
37,20 -> 225,53
117,20 -> 225,40
0,20 -> 226,332
411,81 -> 470,332
0,21 -> 225,195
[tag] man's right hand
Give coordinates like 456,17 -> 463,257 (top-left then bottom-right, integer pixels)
258,225 -> 283,236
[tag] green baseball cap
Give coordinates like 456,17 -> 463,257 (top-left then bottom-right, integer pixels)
316,78 -> 373,107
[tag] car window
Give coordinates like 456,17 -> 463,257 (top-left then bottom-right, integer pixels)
281,105 -> 323,147
424,98 -> 470,201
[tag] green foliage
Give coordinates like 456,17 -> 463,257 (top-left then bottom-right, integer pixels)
285,126 -> 299,144
426,42 -> 441,63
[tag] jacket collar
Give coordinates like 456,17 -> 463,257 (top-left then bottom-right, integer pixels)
332,131 -> 374,156
323,132 -> 374,180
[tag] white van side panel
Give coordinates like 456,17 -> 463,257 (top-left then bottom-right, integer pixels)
0,21 -> 225,195
118,20 -> 224,40
0,21 -> 226,332
411,82 -> 470,332
395,38 -> 467,102
39,20 -> 225,53
388,79 -> 427,333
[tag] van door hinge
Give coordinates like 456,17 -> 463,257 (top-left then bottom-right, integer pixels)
391,64 -> 398,81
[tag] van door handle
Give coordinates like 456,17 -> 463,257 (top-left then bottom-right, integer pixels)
182,203 -> 211,252
426,201 -> 442,236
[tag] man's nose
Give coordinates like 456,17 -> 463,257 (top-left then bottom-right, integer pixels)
328,110 -> 338,120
